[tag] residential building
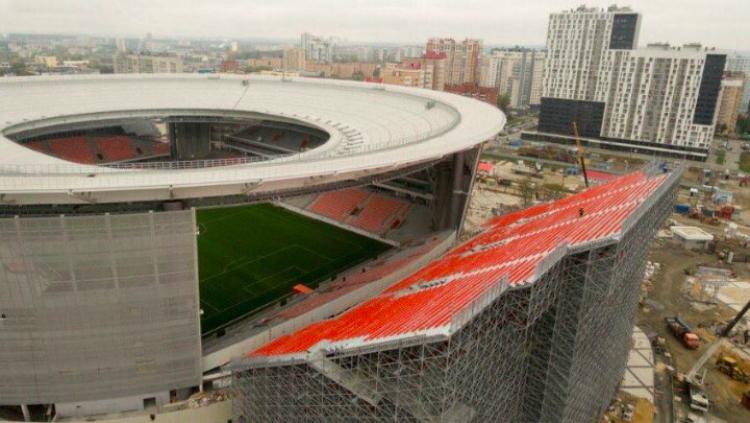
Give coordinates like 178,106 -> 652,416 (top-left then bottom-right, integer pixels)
445,83 -> 498,107
381,62 -> 425,88
426,38 -> 482,85
282,47 -> 306,71
221,60 -> 241,73
247,57 -> 282,70
113,53 -> 184,74
726,54 -> 750,113
304,61 -> 378,80
716,72 -> 747,134
401,52 -> 447,91
34,55 -> 58,68
301,32 -> 335,63
480,49 -> 546,109
115,38 -> 128,53
536,5 -> 725,160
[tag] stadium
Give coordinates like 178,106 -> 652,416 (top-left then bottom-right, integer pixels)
0,74 -> 680,422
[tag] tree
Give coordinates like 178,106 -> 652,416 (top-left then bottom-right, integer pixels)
351,70 -> 365,81
496,93 -> 511,113
737,114 -> 750,135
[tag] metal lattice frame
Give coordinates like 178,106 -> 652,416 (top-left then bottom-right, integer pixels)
231,169 -> 680,423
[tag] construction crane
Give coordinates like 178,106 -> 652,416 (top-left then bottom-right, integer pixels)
686,298 -> 750,383
571,121 -> 589,188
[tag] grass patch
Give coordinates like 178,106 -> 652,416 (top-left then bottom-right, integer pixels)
740,152 -> 750,173
715,150 -> 726,165
197,203 -> 390,333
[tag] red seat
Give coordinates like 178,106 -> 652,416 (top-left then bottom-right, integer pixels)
48,136 -> 96,164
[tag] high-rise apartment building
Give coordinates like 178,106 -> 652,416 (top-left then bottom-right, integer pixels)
113,53 -> 183,74
726,54 -> 750,113
536,5 -> 725,160
716,72 -> 747,134
301,32 -> 335,63
426,38 -> 482,85
480,49 -> 546,109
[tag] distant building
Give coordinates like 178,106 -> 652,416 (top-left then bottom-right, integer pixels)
34,55 -> 58,68
115,38 -> 128,53
726,54 -> 750,113
230,41 -> 240,53
221,60 -> 241,73
537,6 -> 725,160
480,49 -> 546,109
113,53 -> 183,74
381,62 -> 425,88
301,32 -> 335,63
400,52 -> 447,91
716,72 -> 747,134
445,83 -> 498,107
304,61 -> 378,80
426,38 -> 482,85
282,47 -> 306,71
247,57 -> 282,70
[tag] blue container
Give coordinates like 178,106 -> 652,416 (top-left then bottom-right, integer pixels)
674,204 -> 690,214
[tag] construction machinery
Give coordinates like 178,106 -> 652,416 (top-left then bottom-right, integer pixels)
686,298 -> 750,383
571,121 -> 589,188
716,354 -> 750,383
666,316 -> 701,349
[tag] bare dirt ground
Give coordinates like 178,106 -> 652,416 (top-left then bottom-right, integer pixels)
640,239 -> 750,422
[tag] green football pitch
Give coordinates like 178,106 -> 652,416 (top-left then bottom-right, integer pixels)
197,203 -> 391,334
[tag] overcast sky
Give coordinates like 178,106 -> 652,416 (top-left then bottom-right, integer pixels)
1,0 -> 748,50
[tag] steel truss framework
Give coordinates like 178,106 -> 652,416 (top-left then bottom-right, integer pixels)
231,168 -> 679,423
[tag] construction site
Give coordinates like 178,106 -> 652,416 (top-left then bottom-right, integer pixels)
466,146 -> 750,423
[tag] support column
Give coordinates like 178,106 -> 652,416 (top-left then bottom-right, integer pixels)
449,152 -> 465,227
21,404 -> 31,422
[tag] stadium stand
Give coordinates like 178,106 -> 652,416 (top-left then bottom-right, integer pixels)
348,194 -> 410,234
152,141 -> 171,156
249,170 -> 669,357
307,188 -> 370,220
305,189 -> 411,235
94,135 -> 138,162
23,140 -> 48,153
47,136 -> 96,164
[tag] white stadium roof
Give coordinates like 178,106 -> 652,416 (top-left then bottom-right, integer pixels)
0,74 -> 505,205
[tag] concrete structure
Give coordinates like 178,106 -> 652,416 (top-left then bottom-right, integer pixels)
113,53 -> 183,74
727,53 -> 750,113
671,226 -> 714,250
232,166 -> 681,422
537,5 -> 725,160
301,32 -> 335,63
480,49 -> 546,109
716,71 -> 747,134
426,38 -> 482,85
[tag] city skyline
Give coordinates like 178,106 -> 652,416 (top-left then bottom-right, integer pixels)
1,0 -> 749,51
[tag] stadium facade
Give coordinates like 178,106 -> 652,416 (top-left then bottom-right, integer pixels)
232,165 -> 681,422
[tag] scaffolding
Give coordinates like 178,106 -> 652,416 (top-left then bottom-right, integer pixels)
231,166 -> 681,422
